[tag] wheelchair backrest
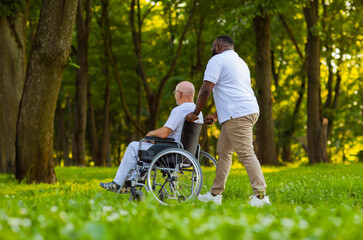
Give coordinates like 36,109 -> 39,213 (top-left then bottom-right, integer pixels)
180,120 -> 202,157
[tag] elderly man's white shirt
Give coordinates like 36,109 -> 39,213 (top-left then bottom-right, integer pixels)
203,50 -> 259,124
164,102 -> 203,141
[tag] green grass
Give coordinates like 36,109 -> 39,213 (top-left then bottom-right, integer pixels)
0,164 -> 362,240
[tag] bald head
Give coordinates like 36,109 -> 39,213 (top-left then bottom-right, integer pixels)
174,81 -> 195,105
176,81 -> 195,96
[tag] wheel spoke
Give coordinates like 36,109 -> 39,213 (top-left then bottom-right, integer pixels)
199,151 -> 217,194
147,149 -> 202,205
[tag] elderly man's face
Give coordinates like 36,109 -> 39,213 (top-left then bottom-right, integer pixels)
174,86 -> 181,105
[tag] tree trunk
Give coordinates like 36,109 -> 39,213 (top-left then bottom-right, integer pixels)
327,70 -> 341,138
57,100 -> 70,166
303,0 -> 329,164
278,14 -> 308,163
270,50 -> 279,89
253,14 -> 277,165
65,95 -> 73,166
98,73 -> 111,167
282,75 -> 306,162
99,0 -> 145,134
0,2 -> 30,173
133,81 -> 143,140
130,0 -> 197,130
87,82 -> 99,164
16,0 -> 78,183
324,62 -> 334,109
55,104 -> 62,166
91,2 -> 112,167
73,0 -> 92,166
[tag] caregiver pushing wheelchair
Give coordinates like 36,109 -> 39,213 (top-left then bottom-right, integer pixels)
185,35 -> 271,207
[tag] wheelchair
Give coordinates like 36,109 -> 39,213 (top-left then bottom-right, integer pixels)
120,120 -> 217,205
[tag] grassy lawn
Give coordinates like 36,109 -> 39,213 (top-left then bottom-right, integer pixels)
0,163 -> 362,239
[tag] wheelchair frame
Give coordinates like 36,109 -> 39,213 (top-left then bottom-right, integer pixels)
119,121 -> 217,205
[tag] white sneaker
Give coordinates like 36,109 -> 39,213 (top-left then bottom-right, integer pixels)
249,195 -> 271,207
197,192 -> 222,205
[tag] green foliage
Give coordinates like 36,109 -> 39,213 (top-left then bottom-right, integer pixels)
51,0 -> 362,165
0,164 -> 362,239
0,0 -> 25,17
67,57 -> 80,69
241,0 -> 288,17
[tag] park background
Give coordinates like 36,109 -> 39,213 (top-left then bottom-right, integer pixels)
0,0 -> 362,239
0,0 -> 362,178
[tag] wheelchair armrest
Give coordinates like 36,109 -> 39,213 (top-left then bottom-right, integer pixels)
144,136 -> 175,143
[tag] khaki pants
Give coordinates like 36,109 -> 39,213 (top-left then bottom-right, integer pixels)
211,113 -> 267,196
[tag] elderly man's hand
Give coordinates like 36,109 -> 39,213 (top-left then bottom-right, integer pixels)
185,112 -> 199,122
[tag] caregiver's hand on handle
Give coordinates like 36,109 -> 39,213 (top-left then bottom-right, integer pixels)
185,111 -> 199,122
204,112 -> 218,125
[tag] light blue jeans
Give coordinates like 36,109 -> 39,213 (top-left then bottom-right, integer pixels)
114,141 -> 153,186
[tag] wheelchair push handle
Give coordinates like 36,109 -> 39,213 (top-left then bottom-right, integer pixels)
204,118 -> 215,125
184,115 -> 215,125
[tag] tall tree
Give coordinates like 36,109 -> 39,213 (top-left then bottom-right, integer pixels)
129,0 -> 198,130
16,0 -> 78,183
56,99 -> 70,166
73,0 -> 92,166
320,0 -> 361,140
84,0 -> 112,166
97,72 -> 111,166
253,10 -> 277,165
97,0 -> 144,134
303,0 -> 328,163
87,74 -> 111,167
277,14 -> 307,163
0,0 -> 31,173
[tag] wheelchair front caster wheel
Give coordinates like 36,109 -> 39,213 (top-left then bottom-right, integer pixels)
178,196 -> 186,202
129,190 -> 145,202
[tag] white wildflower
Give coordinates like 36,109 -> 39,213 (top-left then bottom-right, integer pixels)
353,214 -> 361,224
119,209 -> 129,216
281,218 -> 295,229
102,206 -> 113,213
8,217 -> 21,233
65,223 -> 74,231
107,213 -> 119,222
21,218 -> 31,228
297,219 -> 309,229
33,234 -> 44,240
37,215 -> 46,222
59,211 -> 68,221
20,208 -> 28,215
50,206 -> 58,212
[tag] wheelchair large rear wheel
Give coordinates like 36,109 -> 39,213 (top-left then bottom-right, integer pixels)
147,148 -> 202,205
199,151 -> 217,195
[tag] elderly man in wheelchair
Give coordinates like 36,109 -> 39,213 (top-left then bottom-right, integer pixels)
100,81 -> 216,205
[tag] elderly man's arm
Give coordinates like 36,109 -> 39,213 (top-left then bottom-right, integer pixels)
185,81 -> 215,122
146,126 -> 173,138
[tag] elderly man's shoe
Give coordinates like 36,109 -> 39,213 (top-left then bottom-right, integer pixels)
99,181 -> 121,193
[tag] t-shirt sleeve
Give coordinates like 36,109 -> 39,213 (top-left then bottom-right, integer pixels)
163,108 -> 183,131
203,57 -> 222,84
